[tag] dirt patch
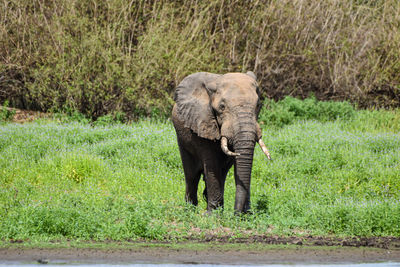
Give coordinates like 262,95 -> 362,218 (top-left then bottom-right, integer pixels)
12,109 -> 49,123
1,245 -> 399,265
2,237 -> 400,265
190,235 -> 400,249
1,106 -> 49,123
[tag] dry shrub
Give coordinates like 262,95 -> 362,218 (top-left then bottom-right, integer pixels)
1,0 -> 400,118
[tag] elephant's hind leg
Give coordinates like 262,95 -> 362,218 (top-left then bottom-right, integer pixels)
178,146 -> 202,206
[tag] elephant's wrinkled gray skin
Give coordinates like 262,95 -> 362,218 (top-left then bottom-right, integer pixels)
172,72 -> 271,213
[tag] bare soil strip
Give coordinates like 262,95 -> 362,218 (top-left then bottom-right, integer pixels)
1,246 -> 400,265
191,235 -> 400,249
2,236 -> 400,265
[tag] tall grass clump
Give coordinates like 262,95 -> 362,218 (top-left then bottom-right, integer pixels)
259,96 -> 356,127
1,0 -> 400,119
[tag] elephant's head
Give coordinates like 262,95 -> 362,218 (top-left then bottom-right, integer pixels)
174,71 -> 271,213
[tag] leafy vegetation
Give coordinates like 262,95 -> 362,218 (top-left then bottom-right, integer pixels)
0,101 -> 15,122
259,96 -> 356,128
1,0 -> 400,119
0,99 -> 399,241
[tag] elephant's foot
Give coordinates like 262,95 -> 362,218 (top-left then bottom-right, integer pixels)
206,196 -> 224,212
185,194 -> 198,206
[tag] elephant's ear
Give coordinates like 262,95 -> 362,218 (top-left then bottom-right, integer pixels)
246,71 -> 257,80
174,72 -> 221,141
246,71 -> 263,116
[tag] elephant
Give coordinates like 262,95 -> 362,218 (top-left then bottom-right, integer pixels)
172,71 -> 271,213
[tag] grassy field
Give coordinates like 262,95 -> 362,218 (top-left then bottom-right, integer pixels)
1,98 -> 400,242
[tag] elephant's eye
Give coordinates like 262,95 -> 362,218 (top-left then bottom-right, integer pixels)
219,103 -> 225,112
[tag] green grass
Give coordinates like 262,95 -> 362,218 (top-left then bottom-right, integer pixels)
1,100 -> 400,241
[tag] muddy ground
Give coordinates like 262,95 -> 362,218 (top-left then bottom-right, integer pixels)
1,236 -> 400,265
1,246 -> 400,265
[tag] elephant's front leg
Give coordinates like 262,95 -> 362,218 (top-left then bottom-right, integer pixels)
203,160 -> 225,211
178,146 -> 202,206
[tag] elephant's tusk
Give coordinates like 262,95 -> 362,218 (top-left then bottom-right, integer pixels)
221,137 -> 240,157
258,138 -> 271,160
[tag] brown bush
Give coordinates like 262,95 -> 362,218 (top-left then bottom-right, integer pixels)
1,0 -> 399,118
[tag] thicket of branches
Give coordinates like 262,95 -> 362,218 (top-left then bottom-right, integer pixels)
1,0 -> 400,118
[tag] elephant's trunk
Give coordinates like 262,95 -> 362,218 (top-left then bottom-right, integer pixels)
233,136 -> 255,213
232,110 -> 257,213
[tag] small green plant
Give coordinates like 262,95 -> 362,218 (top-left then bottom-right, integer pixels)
0,101 -> 16,121
254,194 -> 270,214
61,153 -> 108,184
53,108 -> 90,124
93,111 -> 127,126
